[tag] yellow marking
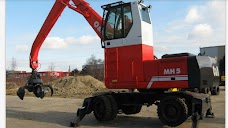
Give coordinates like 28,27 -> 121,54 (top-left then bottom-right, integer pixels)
221,76 -> 225,81
112,80 -> 117,82
170,88 -> 179,92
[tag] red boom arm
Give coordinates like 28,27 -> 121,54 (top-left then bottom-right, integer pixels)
30,0 -> 103,70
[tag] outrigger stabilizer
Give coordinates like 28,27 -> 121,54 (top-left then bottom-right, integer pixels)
17,70 -> 53,100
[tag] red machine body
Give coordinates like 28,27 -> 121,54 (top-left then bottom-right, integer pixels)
143,57 -> 188,89
28,0 -> 193,91
105,50 -> 189,89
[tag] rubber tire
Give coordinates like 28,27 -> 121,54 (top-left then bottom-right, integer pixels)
93,96 -> 112,121
157,96 -> 188,127
211,86 -> 220,95
121,105 -> 142,115
201,88 -> 209,94
106,95 -> 118,120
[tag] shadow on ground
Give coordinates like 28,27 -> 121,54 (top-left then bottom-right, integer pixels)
6,108 -> 164,128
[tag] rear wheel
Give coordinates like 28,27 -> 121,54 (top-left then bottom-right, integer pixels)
106,95 -> 118,120
157,96 -> 188,127
211,86 -> 220,95
121,105 -> 142,115
93,96 -> 112,121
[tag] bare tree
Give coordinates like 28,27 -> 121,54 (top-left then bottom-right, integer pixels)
48,62 -> 55,72
82,55 -> 104,80
47,62 -> 56,80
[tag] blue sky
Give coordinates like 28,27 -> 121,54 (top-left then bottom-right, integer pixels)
6,0 -> 225,72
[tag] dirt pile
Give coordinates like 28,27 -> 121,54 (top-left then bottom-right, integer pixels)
6,82 -> 18,95
50,75 -> 106,98
6,82 -> 32,96
6,75 -> 106,98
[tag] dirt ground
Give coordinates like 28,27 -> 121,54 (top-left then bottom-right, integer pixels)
6,87 -> 225,128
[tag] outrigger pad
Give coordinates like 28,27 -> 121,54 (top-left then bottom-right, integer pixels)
70,98 -> 93,127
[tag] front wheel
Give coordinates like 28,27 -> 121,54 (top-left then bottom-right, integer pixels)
93,96 -> 112,121
157,96 -> 188,127
106,95 -> 118,120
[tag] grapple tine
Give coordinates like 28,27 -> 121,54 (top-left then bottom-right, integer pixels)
49,85 -> 54,96
33,84 -> 45,99
17,86 -> 25,100
43,85 -> 54,96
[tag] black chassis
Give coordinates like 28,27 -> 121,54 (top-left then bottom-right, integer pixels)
71,91 -> 213,128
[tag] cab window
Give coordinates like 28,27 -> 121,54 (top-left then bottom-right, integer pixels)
104,4 -> 132,40
140,5 -> 151,24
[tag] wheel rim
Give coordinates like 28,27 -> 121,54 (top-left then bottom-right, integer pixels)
158,97 -> 188,127
94,101 -> 105,118
162,103 -> 181,122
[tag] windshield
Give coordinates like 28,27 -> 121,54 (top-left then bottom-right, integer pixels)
104,3 -> 133,40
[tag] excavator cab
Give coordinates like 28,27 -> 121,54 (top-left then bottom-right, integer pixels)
101,1 -> 152,48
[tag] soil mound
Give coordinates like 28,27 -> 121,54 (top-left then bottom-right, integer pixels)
6,82 -> 18,95
50,75 -> 106,97
6,75 -> 106,98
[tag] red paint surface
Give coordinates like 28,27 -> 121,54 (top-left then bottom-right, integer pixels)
105,44 -> 154,89
105,46 -> 189,89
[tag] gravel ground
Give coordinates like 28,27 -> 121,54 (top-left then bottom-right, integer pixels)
6,87 -> 225,128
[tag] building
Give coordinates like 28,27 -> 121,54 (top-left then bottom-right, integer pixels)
11,71 -> 69,79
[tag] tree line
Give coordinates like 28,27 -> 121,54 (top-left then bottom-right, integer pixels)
70,55 -> 104,81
